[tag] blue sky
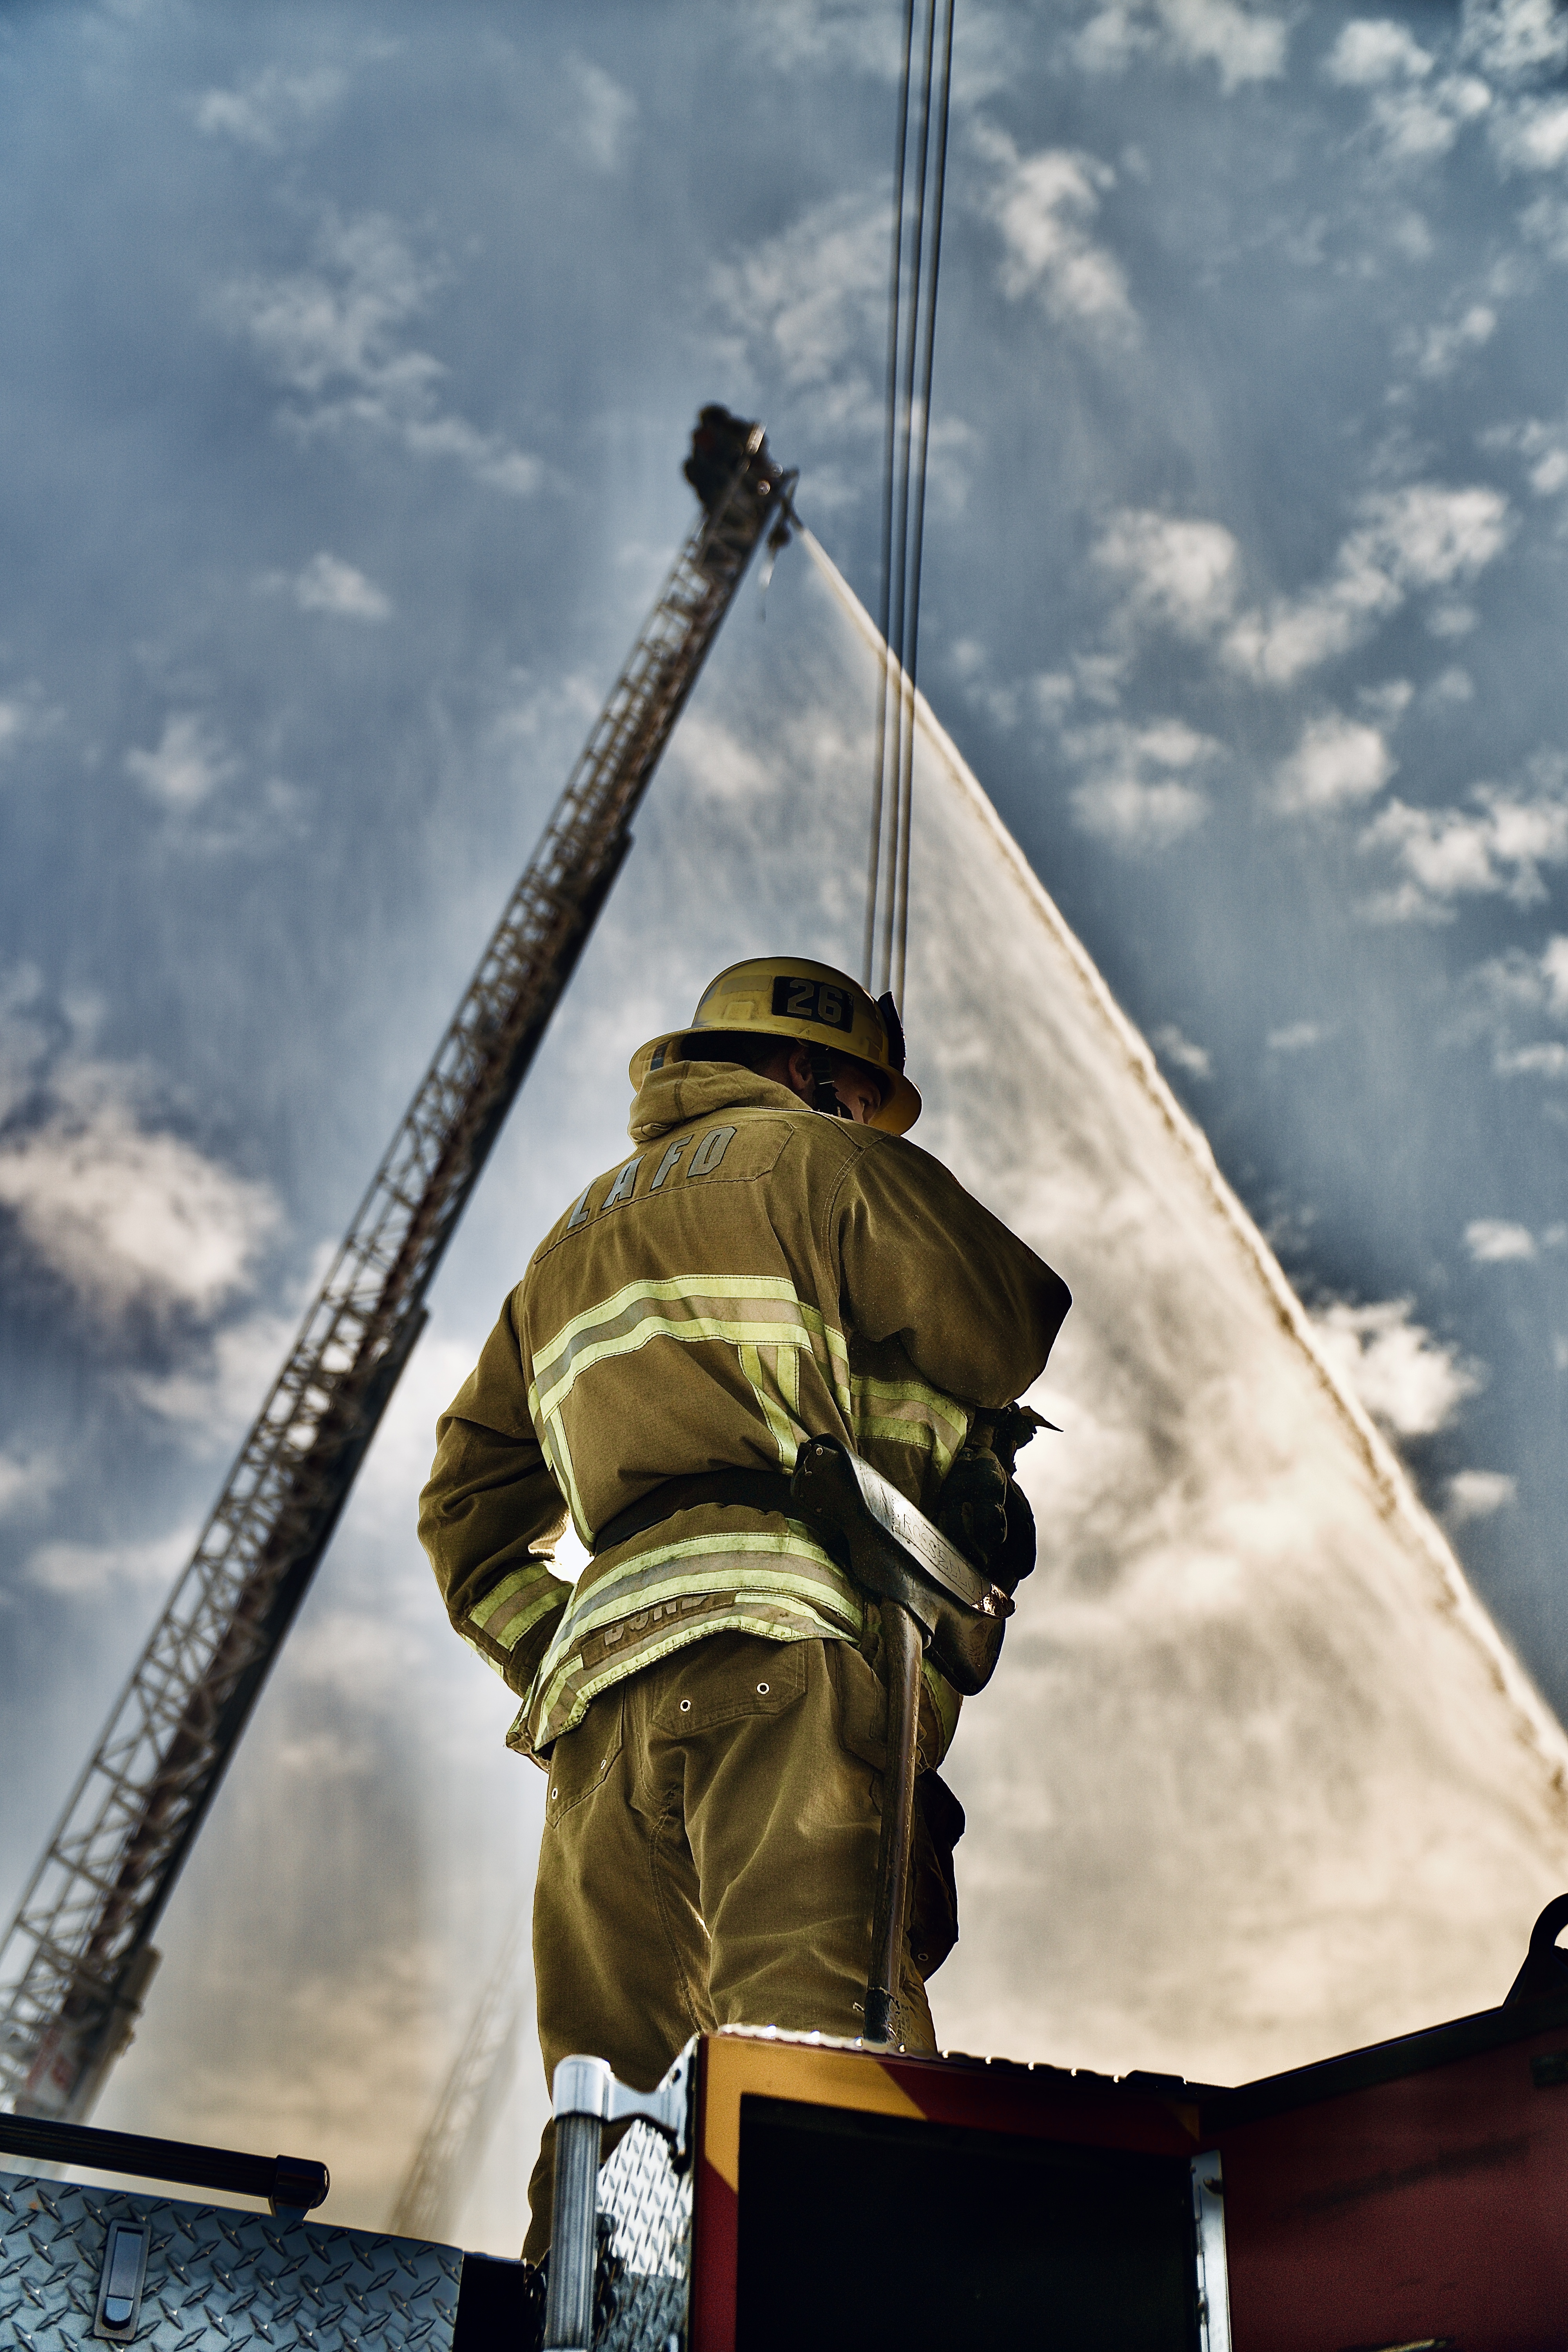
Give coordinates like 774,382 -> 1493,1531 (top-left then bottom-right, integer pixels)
5,0 -> 1568,2200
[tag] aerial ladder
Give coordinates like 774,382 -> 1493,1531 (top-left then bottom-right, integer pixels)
387,1907 -> 529,2243
0,407 -> 793,2128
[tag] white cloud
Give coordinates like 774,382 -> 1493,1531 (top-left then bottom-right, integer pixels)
1267,1020 -> 1329,1053
1225,553 -> 1398,683
1072,5 -> 1152,72
1363,482 -> 1512,583
1153,1024 -> 1212,1078
1309,1298 -> 1482,1436
1485,409 -> 1568,497
1064,717 -> 1219,846
1071,776 -> 1209,845
565,54 -> 636,171
1466,940 -> 1568,1076
29,1525 -> 194,1599
1325,20 -> 1432,85
1466,1217 -> 1537,1260
1462,0 -> 1568,80
125,1301 -> 298,1442
287,551 -> 392,620
1361,773 -> 1568,919
1225,485 -> 1512,686
0,1058 -> 279,1325
1322,18 -> 1489,160
1276,710 -> 1396,813
125,712 -> 238,812
1486,935 -> 1568,1016
975,126 -> 1138,345
1522,195 -> 1568,270
951,639 -> 1023,728
125,1234 -> 339,1446
1358,678 -> 1415,724
194,65 -> 346,151
710,191 -> 886,435
220,210 -> 541,497
0,1447 -> 60,1521
1408,304 -> 1497,379
1032,670 -> 1078,723
1093,509 -> 1241,638
1495,1040 -> 1568,1076
737,0 -> 905,77
1447,1468 -> 1519,1522
1369,76 -> 1491,164
1388,207 -> 1436,260
1073,0 -> 1290,89
0,691 -> 54,760
1493,96 -> 1568,172
1071,651 -> 1130,707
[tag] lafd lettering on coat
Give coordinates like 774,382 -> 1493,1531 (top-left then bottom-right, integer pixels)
545,1117 -> 775,1241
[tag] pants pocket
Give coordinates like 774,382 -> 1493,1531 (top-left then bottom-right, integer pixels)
825,1636 -> 891,1771
826,1632 -> 945,1775
543,1684 -> 625,1828
649,1630 -> 808,1736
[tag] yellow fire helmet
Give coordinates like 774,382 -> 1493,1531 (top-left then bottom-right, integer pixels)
630,955 -> 921,1134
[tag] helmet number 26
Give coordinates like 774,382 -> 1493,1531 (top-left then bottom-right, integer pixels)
772,975 -> 853,1033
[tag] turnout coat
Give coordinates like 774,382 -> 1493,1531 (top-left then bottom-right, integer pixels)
418,1056 -> 1070,1760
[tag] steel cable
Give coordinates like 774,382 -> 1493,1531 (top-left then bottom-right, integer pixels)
864,0 -> 956,1009
862,0 -> 918,994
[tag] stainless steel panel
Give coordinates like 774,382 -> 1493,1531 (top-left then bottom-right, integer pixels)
0,2167 -> 459,2351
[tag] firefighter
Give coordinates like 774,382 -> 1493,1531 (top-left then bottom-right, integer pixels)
417,956 -> 1070,2258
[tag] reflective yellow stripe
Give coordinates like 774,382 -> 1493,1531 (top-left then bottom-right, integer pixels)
525,1602 -> 853,1750
529,1275 -> 848,1423
533,1302 -> 824,1421
527,1276 -> 853,1499
470,1576 -> 563,1654
542,1406 -> 590,1544
738,1342 -> 800,1465
533,1552 -> 861,1730
850,1374 -> 969,1478
468,1567 -> 535,1635
535,1273 -> 812,1384
557,1535 -> 860,1639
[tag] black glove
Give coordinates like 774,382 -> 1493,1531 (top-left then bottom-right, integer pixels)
936,1404 -> 1050,1592
993,1476 -> 1036,1593
935,1443 -> 1010,1575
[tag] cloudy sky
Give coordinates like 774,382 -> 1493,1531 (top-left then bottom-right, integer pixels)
4,0 -> 1568,2236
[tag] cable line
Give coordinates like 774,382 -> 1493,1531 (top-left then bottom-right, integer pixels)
862,0 -> 918,995
864,0 -> 955,1010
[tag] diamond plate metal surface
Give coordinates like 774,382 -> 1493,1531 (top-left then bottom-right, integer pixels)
0,2168 -> 460,2351
592,2122 -> 690,2352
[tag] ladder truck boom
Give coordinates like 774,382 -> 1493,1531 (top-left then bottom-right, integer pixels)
0,408 -> 792,2126
388,1907 -> 530,2243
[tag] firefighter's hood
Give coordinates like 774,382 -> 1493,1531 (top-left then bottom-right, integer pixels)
626,1053 -> 808,1143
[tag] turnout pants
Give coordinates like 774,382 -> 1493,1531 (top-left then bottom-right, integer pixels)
524,1631 -> 938,2258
